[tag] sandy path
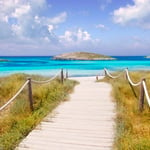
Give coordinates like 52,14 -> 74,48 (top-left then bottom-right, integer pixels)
16,76 -> 116,150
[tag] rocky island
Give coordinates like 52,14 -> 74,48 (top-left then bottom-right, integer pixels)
53,52 -> 115,60
146,56 -> 150,59
0,59 -> 9,62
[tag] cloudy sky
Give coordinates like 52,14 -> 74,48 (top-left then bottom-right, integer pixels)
0,0 -> 150,56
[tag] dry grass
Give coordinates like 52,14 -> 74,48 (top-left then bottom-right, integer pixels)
101,71 -> 150,150
0,74 -> 77,150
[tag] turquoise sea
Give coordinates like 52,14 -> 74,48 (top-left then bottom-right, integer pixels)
0,56 -> 150,77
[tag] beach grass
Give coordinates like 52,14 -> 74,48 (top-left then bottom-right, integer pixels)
0,74 -> 77,150
101,71 -> 150,150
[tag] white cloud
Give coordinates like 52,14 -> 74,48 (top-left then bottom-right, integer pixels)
11,24 -> 22,37
43,36 -> 50,42
0,0 -> 103,55
77,29 -> 91,41
96,24 -> 109,30
0,0 -> 70,55
12,4 -> 31,18
34,15 -> 40,24
100,0 -> 112,11
57,28 -> 102,53
0,0 -> 67,41
113,0 -> 150,28
2,15 -> 8,22
59,28 -> 91,43
48,25 -> 54,32
48,12 -> 67,24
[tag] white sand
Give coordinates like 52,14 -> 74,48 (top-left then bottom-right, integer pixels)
17,76 -> 116,150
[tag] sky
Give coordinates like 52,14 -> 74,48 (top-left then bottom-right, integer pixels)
0,0 -> 150,56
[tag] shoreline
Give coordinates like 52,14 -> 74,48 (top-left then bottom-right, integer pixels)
0,68 -> 150,77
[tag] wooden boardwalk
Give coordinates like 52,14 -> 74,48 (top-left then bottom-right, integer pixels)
16,77 -> 116,150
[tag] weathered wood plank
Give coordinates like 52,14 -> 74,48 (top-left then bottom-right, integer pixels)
16,76 -> 116,150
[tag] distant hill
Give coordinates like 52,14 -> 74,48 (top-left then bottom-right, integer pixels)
53,52 -> 115,60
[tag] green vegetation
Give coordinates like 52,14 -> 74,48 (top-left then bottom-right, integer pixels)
54,52 -> 115,60
0,74 -> 77,150
70,52 -> 112,59
101,71 -> 150,150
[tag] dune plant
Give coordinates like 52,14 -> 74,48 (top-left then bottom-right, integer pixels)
101,71 -> 150,150
0,74 -> 77,150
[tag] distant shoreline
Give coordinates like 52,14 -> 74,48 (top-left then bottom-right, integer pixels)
53,58 -> 115,61
0,55 -> 147,57
146,56 -> 150,59
0,59 -> 9,62
53,52 -> 116,60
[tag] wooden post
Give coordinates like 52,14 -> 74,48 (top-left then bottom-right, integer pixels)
27,78 -> 34,111
96,76 -> 98,81
139,78 -> 145,112
104,69 -> 107,76
61,69 -> 64,84
66,70 -> 68,79
125,68 -> 128,80
125,68 -> 138,98
128,82 -> 137,98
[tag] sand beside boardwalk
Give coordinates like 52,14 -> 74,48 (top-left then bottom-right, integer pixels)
17,76 -> 116,150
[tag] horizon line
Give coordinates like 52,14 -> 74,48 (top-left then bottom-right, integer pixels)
0,55 -> 148,57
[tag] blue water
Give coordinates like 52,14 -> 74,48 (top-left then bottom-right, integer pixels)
0,56 -> 150,76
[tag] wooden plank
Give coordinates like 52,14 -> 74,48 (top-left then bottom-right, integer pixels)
16,76 -> 116,150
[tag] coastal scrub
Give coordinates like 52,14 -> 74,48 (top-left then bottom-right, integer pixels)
0,74 -> 77,150
101,71 -> 150,150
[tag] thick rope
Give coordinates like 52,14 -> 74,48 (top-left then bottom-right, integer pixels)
0,71 -> 62,112
31,71 -> 60,84
104,68 -> 150,108
142,81 -> 150,107
0,80 -> 29,111
105,68 -> 141,87
125,69 -> 141,87
104,68 -> 125,79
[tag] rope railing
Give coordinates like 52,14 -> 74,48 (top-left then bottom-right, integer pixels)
104,68 -> 150,111
104,68 -> 125,79
0,69 -> 67,112
125,69 -> 141,87
0,80 -> 29,111
142,81 -> 150,107
31,71 -> 60,84
104,68 -> 141,86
